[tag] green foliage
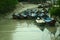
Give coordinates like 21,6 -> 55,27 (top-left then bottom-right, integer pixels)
49,0 -> 60,17
57,0 -> 60,5
0,0 -> 18,14
49,7 -> 60,17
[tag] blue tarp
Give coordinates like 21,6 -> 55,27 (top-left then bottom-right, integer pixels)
44,17 -> 52,22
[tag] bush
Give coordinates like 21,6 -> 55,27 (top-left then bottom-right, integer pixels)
57,0 -> 60,5
0,0 -> 18,14
49,7 -> 60,17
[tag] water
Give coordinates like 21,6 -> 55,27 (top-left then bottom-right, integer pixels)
0,17 -> 60,40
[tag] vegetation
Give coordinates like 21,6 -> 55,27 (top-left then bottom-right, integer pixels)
49,0 -> 60,18
49,7 -> 60,17
0,0 -> 18,14
57,0 -> 60,5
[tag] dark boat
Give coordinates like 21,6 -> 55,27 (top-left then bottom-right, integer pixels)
12,13 -> 21,19
28,12 -> 37,19
43,16 -> 56,26
35,17 -> 45,26
20,11 -> 28,19
12,9 -> 30,19
12,9 -> 37,19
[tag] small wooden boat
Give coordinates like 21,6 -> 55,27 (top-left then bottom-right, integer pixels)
35,17 -> 45,26
44,17 -> 56,26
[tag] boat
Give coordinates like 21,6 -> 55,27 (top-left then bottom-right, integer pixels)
35,17 -> 45,26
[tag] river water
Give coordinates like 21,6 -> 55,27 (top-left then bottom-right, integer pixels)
0,17 -> 60,40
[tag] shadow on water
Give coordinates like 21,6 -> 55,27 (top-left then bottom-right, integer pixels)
46,26 -> 57,35
35,21 -> 60,40
36,25 -> 45,31
34,22 -> 46,31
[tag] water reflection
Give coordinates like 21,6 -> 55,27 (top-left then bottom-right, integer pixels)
0,32 -> 13,40
0,19 -> 60,40
12,20 -> 60,40
0,19 -> 17,32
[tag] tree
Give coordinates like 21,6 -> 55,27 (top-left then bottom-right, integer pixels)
49,7 -> 60,17
49,0 -> 60,18
49,0 -> 60,22
57,0 -> 60,5
0,0 -> 18,14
